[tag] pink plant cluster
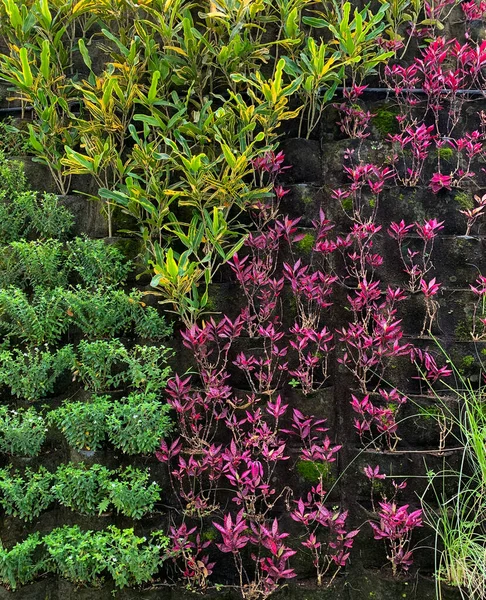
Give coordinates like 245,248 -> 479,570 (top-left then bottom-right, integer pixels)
156,155 -> 361,597
364,467 -> 423,576
154,137 -> 457,592
158,25 -> 486,590
339,37 -> 486,202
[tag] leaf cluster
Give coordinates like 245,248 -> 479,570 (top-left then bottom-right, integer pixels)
48,392 -> 173,454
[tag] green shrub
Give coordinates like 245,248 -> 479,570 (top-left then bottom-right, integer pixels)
29,193 -> 74,240
43,526 -> 168,589
65,287 -> 137,340
65,287 -> 171,340
44,525 -> 107,586
0,533 -> 47,590
0,346 -> 74,402
107,392 -> 172,455
133,302 -> 172,340
0,407 -> 46,457
0,191 -> 30,244
105,467 -> 161,519
125,344 -> 172,394
0,467 -> 55,521
0,240 -> 68,289
53,463 -> 111,515
0,120 -> 31,156
0,191 -> 73,243
0,287 -> 69,346
48,395 -> 111,451
66,236 -> 131,287
102,526 -> 167,589
74,339 -> 129,392
0,154 -> 27,197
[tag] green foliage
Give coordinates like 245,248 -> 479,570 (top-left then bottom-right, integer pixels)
28,192 -> 74,239
44,525 -> 108,586
0,524 -> 168,591
53,463 -> 112,515
0,287 -> 69,346
0,191 -> 32,244
296,233 -> 315,254
0,466 -> 55,521
0,533 -> 47,591
64,287 -> 171,340
296,459 -> 332,482
125,344 -> 172,394
0,345 -> 74,401
455,191 -> 474,211
107,392 -> 172,455
371,107 -> 400,136
0,406 -> 46,457
0,240 -> 67,290
0,462 -> 161,521
0,154 -> 27,197
73,338 -> 172,393
48,395 -> 111,451
65,287 -> 138,340
66,236 -> 131,287
437,146 -> 454,161
44,524 -> 168,589
105,466 -> 161,520
0,119 -> 31,156
102,526 -> 167,589
73,339 -> 128,392
0,190 -> 73,243
133,302 -> 173,340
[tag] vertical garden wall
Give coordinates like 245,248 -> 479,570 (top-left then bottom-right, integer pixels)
0,1 -> 486,599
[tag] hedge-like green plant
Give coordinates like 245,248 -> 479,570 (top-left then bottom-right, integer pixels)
65,287 -> 138,340
0,463 -> 161,521
0,466 -> 55,521
0,525 -> 169,590
0,345 -> 74,402
0,533 -> 46,591
66,236 -> 131,287
73,339 -> 128,392
44,525 -> 168,589
0,190 -> 73,244
0,287 -> 69,346
44,525 -> 108,586
27,192 -> 74,240
48,395 -> 111,451
102,526 -> 168,589
125,344 -> 172,394
0,407 -> 46,457
0,239 -> 67,290
107,392 -> 172,455
64,287 -> 171,340
133,301 -> 173,340
53,463 -> 112,515
0,153 -> 26,197
104,466 -> 161,520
